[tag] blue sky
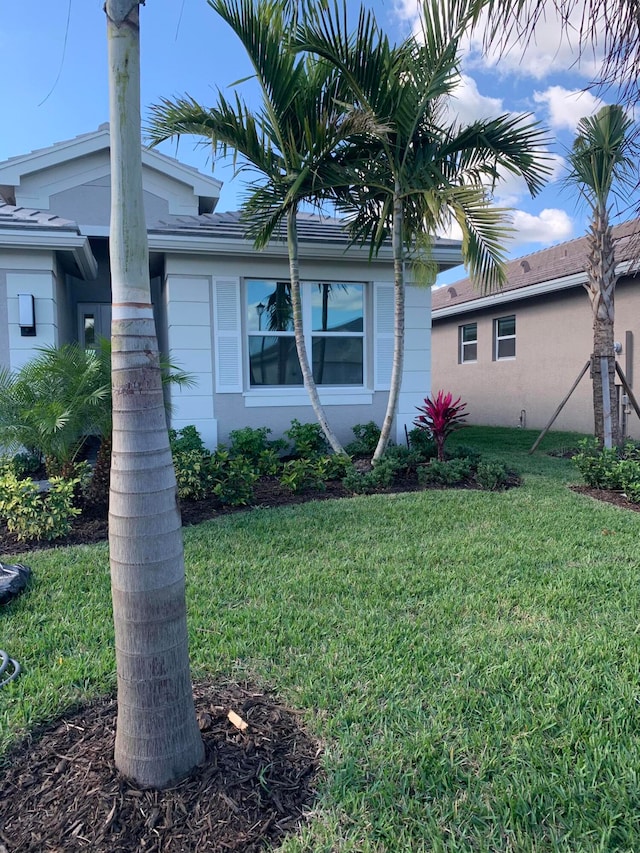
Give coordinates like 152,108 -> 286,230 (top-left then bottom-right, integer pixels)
0,0 -> 631,284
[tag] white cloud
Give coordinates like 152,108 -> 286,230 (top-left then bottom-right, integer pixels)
509,208 -> 574,244
395,0 -> 604,81
533,86 -> 606,131
446,74 -> 504,124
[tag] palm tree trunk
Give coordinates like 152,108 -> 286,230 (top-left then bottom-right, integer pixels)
587,206 -> 619,447
373,186 -> 405,462
287,208 -> 345,455
106,0 -> 204,788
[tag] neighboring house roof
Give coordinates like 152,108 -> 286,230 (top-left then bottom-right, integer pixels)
432,218 -> 640,319
149,209 -> 463,266
0,202 -> 98,280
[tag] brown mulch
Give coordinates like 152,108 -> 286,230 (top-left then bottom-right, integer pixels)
0,680 -> 322,853
569,484 -> 640,512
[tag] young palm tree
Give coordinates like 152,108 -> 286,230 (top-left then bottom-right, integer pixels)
299,0 -> 551,460
105,0 -> 204,788
147,0 -> 375,456
566,104 -> 637,446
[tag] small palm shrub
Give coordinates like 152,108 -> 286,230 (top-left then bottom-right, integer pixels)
413,391 -> 468,462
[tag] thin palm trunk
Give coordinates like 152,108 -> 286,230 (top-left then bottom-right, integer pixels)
373,186 -> 405,462
287,209 -> 345,455
106,0 -> 203,788
587,205 -> 619,446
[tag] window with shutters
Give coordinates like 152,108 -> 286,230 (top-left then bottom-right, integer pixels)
247,280 -> 365,387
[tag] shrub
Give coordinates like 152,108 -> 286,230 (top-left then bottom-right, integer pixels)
571,439 -> 624,489
476,460 -> 510,491
0,469 -> 81,541
173,448 -> 214,501
407,427 -> 437,461
379,445 -> 421,471
285,419 -> 328,459
228,426 -> 286,474
169,425 -> 208,456
618,459 -> 640,503
449,444 -> 482,465
342,455 -> 402,494
211,456 -> 259,506
280,458 -> 329,493
345,421 -> 381,456
417,457 -> 473,486
413,391 -> 468,461
10,451 -> 43,479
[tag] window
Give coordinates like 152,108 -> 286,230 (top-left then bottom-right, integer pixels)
494,315 -> 516,360
247,280 -> 364,387
459,322 -> 477,363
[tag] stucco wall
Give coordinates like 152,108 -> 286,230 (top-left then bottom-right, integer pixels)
0,270 -> 8,369
432,277 -> 640,439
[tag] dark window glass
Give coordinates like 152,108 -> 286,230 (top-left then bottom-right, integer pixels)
312,337 -> 363,385
248,336 -> 303,386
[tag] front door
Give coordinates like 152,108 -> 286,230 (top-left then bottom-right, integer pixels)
78,303 -> 112,349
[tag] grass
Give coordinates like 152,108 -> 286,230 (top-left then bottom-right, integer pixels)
3,426 -> 640,851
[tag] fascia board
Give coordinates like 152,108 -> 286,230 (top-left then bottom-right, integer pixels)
148,233 -> 462,267
0,130 -> 112,184
0,230 -> 98,280
432,260 -> 639,320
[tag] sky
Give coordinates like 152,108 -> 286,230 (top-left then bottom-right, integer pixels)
0,0 -> 634,285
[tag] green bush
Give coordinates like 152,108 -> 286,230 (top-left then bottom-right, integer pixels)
476,460 -> 510,491
618,458 -> 640,503
449,444 -> 482,465
380,445 -> 421,471
407,427 -> 437,461
280,458 -> 329,493
572,439 -> 625,489
417,457 -> 473,486
173,448 -> 214,501
9,451 -> 43,479
169,425 -> 208,456
0,469 -> 81,541
228,426 -> 286,474
342,455 -> 402,494
211,456 -> 259,506
345,421 -> 381,456
285,419 -> 328,459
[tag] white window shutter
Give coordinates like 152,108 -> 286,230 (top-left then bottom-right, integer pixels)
374,282 -> 394,390
213,277 -> 243,393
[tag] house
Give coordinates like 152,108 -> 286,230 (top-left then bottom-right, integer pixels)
431,219 -> 640,439
0,125 -> 462,449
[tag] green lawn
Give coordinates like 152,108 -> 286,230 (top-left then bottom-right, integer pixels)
3,427 -> 640,852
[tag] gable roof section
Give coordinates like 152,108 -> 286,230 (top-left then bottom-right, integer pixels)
433,218 -> 640,319
149,210 -> 463,266
0,125 -> 222,213
0,202 -> 98,280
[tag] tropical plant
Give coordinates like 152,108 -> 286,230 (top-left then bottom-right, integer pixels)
0,467 -> 81,542
414,391 -> 468,461
299,0 -> 550,461
345,421 -> 382,457
105,0 -> 203,788
147,0 -> 376,456
565,104 -> 637,447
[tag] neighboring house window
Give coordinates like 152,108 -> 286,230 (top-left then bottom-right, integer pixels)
494,315 -> 516,360
459,322 -> 477,363
247,280 -> 364,386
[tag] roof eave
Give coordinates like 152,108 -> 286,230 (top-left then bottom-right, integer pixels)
0,229 -> 98,281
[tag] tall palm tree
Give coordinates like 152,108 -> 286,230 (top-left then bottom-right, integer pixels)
566,104 -> 637,447
299,0 -> 551,460
106,0 -> 204,788
147,0 -> 375,456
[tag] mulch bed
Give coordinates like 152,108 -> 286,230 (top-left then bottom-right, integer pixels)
0,681 -> 322,853
569,484 -> 640,512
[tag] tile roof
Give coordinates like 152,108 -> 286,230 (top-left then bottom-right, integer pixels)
150,209 -> 461,249
432,218 -> 640,312
0,203 -> 80,232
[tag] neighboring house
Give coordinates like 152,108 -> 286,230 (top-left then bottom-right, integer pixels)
431,219 -> 640,439
0,125 -> 462,449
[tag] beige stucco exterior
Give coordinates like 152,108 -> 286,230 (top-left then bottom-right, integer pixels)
432,275 -> 640,439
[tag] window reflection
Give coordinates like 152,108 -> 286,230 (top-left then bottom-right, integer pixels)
312,283 -> 363,332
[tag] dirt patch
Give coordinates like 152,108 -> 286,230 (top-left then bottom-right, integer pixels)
0,680 -> 321,853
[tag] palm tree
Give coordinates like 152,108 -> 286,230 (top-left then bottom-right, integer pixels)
566,104 -> 637,447
105,0 -> 204,788
147,0 -> 375,456
299,0 -> 551,460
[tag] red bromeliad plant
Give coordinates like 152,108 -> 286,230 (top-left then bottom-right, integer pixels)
414,391 -> 468,461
